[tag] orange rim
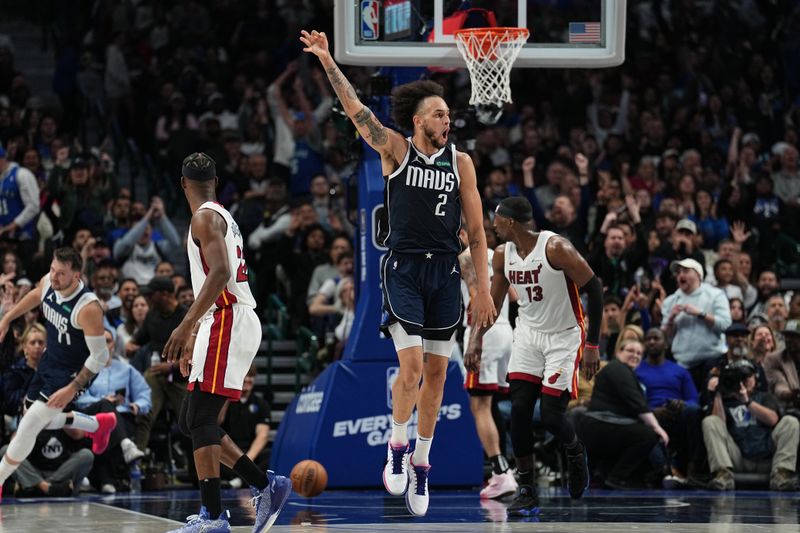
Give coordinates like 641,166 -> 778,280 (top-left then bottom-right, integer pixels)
453,27 -> 530,42
454,27 -> 529,60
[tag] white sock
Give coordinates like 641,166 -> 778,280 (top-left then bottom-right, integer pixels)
121,438 -> 134,450
0,455 -> 18,485
390,417 -> 409,447
65,412 -> 100,432
412,435 -> 433,465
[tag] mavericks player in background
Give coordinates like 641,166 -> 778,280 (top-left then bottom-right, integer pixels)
301,30 -> 496,516
0,247 -> 117,501
458,228 -> 518,500
467,197 -> 603,516
163,153 -> 290,533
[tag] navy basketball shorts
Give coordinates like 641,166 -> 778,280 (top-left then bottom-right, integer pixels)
380,250 -> 463,341
26,355 -> 81,402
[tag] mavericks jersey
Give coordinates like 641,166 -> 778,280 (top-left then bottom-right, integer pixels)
39,277 -> 99,371
504,231 -> 584,332
380,139 -> 462,254
188,201 -> 256,310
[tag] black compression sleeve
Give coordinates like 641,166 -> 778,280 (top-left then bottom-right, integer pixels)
583,275 -> 603,345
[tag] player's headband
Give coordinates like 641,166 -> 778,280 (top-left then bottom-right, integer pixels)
182,162 -> 216,181
495,201 -> 532,223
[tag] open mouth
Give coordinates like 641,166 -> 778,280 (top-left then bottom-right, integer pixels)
442,128 -> 449,142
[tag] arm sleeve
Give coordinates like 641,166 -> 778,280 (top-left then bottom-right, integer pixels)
12,168 -> 41,227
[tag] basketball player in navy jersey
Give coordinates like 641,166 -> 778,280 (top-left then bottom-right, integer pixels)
0,247 -> 118,502
301,30 -> 496,516
466,197 -> 603,516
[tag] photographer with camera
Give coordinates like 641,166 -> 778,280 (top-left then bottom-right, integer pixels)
702,357 -> 799,491
764,320 -> 800,416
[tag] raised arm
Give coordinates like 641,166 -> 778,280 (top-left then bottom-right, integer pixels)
300,30 -> 405,160
0,274 -> 46,341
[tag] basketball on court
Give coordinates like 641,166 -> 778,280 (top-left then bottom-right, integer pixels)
290,460 -> 328,497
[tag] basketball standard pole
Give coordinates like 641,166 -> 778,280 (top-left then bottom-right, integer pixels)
271,67 -> 482,488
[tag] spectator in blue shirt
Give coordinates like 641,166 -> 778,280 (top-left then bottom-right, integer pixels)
636,328 -> 703,481
75,328 -> 151,493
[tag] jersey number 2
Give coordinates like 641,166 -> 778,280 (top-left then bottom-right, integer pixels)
236,246 -> 249,283
435,194 -> 447,217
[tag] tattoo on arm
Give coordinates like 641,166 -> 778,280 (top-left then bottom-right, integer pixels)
354,106 -> 388,146
469,239 -> 483,251
459,253 -> 478,290
325,65 -> 359,102
71,367 -> 97,390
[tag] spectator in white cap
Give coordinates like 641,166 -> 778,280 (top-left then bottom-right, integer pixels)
662,257 -> 732,391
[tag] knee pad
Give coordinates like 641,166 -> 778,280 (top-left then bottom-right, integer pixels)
509,380 -> 540,419
184,388 -> 227,450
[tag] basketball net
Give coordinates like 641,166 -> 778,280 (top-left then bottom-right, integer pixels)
454,27 -> 529,125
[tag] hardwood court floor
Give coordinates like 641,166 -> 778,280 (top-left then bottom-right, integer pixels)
1,488 -> 798,532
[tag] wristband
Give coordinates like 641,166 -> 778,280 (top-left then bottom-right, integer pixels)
585,343 -> 599,350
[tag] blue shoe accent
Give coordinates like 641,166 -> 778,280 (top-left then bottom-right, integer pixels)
251,471 -> 292,533
166,506 -> 231,533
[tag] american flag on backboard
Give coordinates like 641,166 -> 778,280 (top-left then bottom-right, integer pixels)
569,22 -> 601,43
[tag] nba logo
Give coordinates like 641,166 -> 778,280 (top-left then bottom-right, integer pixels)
386,366 -> 399,409
361,0 -> 380,41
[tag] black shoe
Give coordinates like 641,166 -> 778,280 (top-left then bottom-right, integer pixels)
507,485 -> 540,516
565,442 -> 590,499
46,481 -> 74,497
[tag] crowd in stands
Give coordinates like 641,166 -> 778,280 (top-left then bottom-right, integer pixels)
0,0 -> 799,494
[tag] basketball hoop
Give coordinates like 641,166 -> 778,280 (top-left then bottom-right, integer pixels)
454,27 -> 529,124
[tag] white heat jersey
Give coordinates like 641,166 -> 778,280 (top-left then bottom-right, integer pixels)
461,248 -> 509,326
187,201 -> 256,310
504,231 -> 583,332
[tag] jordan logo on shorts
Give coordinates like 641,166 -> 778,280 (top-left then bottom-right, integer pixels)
548,372 -> 561,384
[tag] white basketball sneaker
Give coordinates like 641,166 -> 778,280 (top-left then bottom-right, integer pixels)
405,457 -> 431,516
383,442 -> 410,496
479,471 -> 518,500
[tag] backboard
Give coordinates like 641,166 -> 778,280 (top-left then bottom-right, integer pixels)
334,0 -> 626,68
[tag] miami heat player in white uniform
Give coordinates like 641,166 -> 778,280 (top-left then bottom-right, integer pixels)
187,201 -> 262,399
463,247 -> 512,392
466,196 -> 603,514
504,231 -> 585,396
